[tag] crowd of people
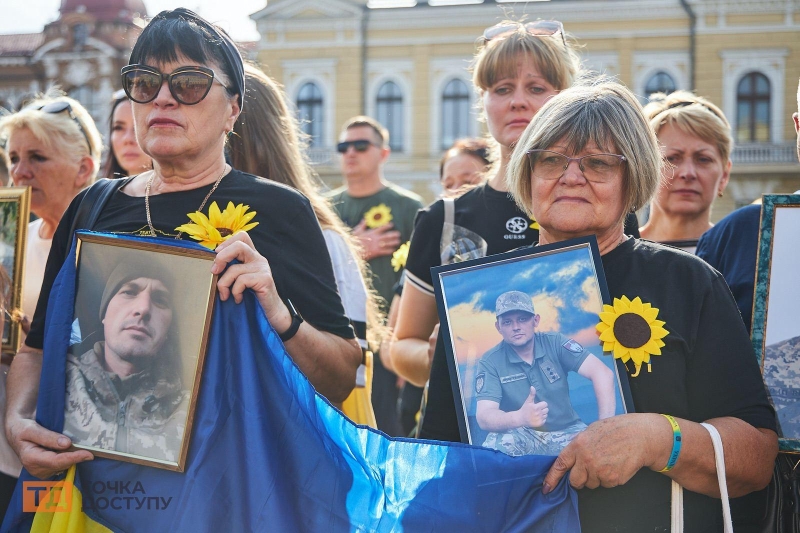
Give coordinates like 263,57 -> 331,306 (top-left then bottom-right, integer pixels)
0,7 -> 797,531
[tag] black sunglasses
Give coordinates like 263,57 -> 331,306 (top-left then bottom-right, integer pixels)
337,140 -> 376,153
121,64 -> 228,106
32,101 -> 93,156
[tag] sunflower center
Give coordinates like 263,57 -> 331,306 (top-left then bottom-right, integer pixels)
613,312 -> 651,348
217,228 -> 233,237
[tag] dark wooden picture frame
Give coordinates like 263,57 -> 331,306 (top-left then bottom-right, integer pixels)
66,233 -> 217,471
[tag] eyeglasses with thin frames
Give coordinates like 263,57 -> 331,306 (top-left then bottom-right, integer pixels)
527,149 -> 627,183
121,64 -> 228,106
33,101 -> 93,156
483,20 -> 567,48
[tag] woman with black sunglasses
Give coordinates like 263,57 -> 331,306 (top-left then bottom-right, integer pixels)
4,9 -> 361,481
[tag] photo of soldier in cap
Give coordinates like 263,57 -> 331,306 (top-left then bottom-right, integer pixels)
475,291 -> 615,456
63,237 -> 216,468
432,241 -> 629,456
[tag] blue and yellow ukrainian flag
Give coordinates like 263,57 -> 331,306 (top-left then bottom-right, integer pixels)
2,234 -> 579,532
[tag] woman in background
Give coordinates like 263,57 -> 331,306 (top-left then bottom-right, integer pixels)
439,138 -> 491,194
639,91 -> 732,253
0,92 -> 101,518
102,90 -> 152,179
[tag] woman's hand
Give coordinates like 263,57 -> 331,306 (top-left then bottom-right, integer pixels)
542,414 -> 661,494
212,231 -> 291,332
7,417 -> 93,479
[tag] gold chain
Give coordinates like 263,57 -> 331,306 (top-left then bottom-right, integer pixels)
145,164 -> 229,238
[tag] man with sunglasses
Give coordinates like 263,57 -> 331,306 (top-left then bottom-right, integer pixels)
328,116 -> 423,437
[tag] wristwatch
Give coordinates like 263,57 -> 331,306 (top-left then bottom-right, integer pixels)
279,299 -> 304,342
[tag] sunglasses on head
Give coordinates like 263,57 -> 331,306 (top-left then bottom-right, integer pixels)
336,140 -> 376,153
483,20 -> 566,47
34,101 -> 93,156
121,64 -> 228,106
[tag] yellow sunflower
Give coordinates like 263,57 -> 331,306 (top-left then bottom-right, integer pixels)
596,295 -> 669,377
364,204 -> 393,229
391,241 -> 410,272
176,201 -> 259,250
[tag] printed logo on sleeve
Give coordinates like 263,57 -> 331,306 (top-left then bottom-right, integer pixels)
475,372 -> 485,393
562,339 -> 584,354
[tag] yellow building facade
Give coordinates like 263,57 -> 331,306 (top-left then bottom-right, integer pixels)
251,0 -> 800,217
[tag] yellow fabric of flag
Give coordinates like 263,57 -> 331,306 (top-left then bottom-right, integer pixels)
31,466 -> 112,533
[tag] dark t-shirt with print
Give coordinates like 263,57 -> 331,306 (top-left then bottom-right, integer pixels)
27,170 -> 354,349
420,238 -> 776,533
328,183 -> 423,309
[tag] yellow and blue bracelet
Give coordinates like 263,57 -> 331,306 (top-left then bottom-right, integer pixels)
659,414 -> 682,472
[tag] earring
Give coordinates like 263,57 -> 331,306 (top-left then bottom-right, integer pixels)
717,190 -> 724,198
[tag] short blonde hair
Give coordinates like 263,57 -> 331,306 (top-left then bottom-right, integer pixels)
643,90 -> 732,163
0,94 -> 101,184
508,81 -> 662,222
472,21 -> 582,92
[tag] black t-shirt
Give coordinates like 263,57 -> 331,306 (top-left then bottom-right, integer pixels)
420,238 -> 776,532
27,170 -> 354,349
404,183 -> 639,295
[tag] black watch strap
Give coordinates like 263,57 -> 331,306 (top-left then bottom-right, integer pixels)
279,299 -> 304,342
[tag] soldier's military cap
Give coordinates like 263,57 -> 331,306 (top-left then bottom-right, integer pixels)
495,290 -> 535,317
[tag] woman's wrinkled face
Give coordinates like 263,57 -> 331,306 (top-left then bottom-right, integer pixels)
653,123 -> 730,219
6,127 -> 85,219
530,137 -> 627,239
441,152 -> 486,192
111,100 -> 152,175
482,56 -> 558,149
132,55 -> 239,165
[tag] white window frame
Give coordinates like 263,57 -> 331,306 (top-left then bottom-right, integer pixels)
366,60 -> 413,154
429,57 -> 478,156
282,58 -> 337,149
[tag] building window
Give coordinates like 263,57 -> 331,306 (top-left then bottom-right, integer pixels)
296,82 -> 324,147
441,78 -> 470,150
644,71 -> 676,98
376,81 -> 403,151
736,72 -> 771,143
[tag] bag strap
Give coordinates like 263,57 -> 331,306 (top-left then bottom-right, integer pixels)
671,424 -> 733,533
68,177 -> 134,237
440,197 -> 455,254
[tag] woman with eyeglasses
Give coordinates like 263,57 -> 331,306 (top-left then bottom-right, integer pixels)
502,81 -> 772,531
0,92 -> 101,516
638,92 -> 732,253
102,90 -> 152,179
393,20 -> 641,434
4,9 -> 361,481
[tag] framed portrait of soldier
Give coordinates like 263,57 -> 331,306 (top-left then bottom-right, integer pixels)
65,233 -> 218,471
0,187 -> 30,355
432,236 -> 633,456
752,194 -> 800,451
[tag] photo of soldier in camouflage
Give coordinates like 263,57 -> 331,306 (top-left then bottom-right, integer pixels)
63,260 -> 189,463
475,291 -> 616,457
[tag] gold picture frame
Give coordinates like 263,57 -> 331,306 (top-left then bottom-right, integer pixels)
66,233 -> 217,471
0,187 -> 31,355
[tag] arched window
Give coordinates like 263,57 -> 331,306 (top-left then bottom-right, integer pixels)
376,81 -> 403,151
644,71 -> 676,98
441,78 -> 471,150
296,82 -> 324,147
736,72 -> 771,142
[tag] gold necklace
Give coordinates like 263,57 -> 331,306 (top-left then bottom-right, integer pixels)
145,165 -> 229,238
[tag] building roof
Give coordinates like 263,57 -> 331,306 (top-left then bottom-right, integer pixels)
60,0 -> 147,22
0,33 -> 45,57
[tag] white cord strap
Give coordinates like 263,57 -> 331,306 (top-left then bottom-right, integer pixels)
670,423 -> 733,533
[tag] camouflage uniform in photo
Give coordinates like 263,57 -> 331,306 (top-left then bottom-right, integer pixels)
763,334 -> 800,437
63,342 -> 189,462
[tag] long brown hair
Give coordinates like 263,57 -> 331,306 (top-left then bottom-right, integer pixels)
228,63 -> 386,346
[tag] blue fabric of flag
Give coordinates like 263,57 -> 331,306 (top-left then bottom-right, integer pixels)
3,233 -> 580,532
